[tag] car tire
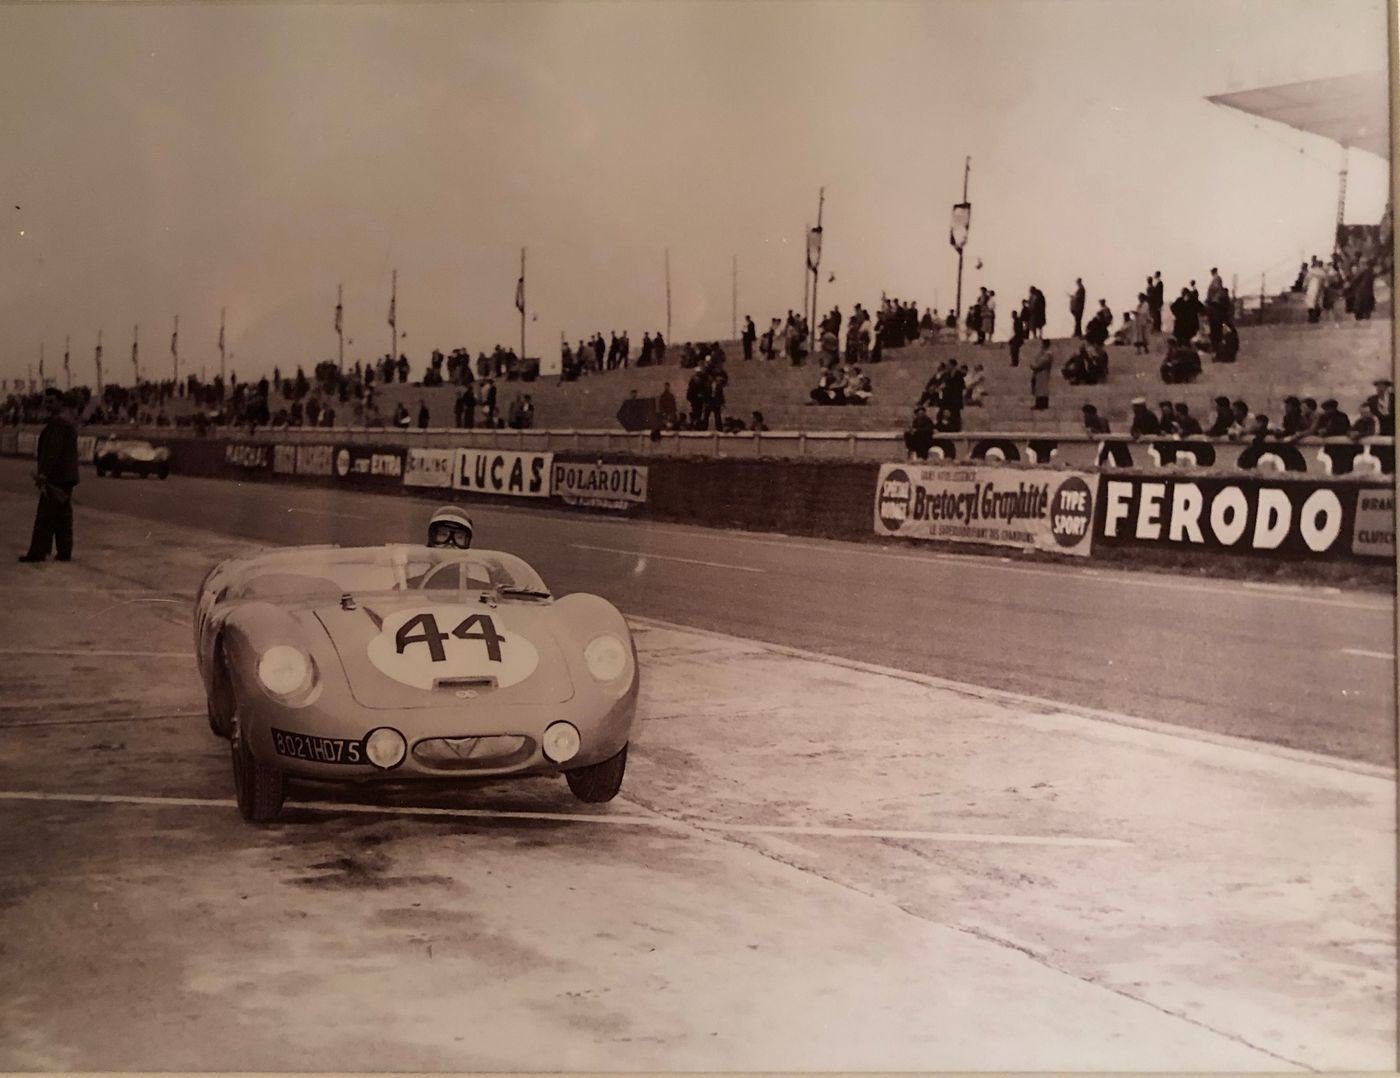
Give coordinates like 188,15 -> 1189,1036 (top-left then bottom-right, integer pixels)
158,466 -> 169,480
565,743 -> 628,803
206,654 -> 235,739
231,720 -> 285,823
111,465 -> 122,478
95,463 -> 106,477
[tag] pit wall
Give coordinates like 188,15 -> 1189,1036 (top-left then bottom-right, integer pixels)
2,428 -> 1392,566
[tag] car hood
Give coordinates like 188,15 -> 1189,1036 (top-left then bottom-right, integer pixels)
313,596 -> 576,709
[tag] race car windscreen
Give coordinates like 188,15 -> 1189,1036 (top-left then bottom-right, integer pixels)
227,547 -> 548,601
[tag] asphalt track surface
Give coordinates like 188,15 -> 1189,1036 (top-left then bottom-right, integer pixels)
2,459 -> 1393,766
1,461 -> 1395,1070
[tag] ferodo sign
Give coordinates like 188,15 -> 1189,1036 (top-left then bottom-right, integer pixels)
552,461 -> 648,510
874,463 -> 1097,556
1096,476 -> 1369,558
454,449 -> 552,499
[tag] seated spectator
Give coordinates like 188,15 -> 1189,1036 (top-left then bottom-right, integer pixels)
1205,396 -> 1233,437
1226,399 -> 1252,440
1245,414 -> 1283,444
1160,338 -> 1202,383
1156,400 -> 1178,435
1315,398 -> 1351,437
846,367 -> 872,405
1290,397 -> 1320,439
1062,342 -> 1107,385
934,404 -> 961,433
1174,402 -> 1203,436
1370,378 -> 1394,435
1351,399 -> 1384,439
1081,404 -> 1111,435
1214,321 -> 1239,363
919,363 -> 948,409
1279,396 -> 1306,438
719,416 -> 748,434
750,410 -> 768,432
904,405 -> 935,460
1128,397 -> 1160,439
965,363 -> 986,406
393,402 -> 411,428
809,367 -> 844,405
1111,313 -> 1135,347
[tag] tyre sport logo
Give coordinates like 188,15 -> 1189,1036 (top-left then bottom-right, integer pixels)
1049,475 -> 1094,548
877,468 -> 912,532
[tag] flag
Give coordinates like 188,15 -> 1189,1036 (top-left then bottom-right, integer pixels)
334,297 -> 343,335
388,278 -> 396,327
63,341 -> 70,375
218,320 -> 224,354
806,226 -> 823,271
949,202 -> 972,251
514,276 -> 525,314
170,325 -> 178,357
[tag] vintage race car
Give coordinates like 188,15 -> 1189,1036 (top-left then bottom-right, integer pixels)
94,438 -> 170,478
194,544 -> 639,822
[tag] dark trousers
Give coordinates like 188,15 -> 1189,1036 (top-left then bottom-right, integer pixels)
1033,396 -> 1049,410
27,484 -> 74,560
1072,311 -> 1083,337
703,404 -> 723,430
742,338 -> 753,360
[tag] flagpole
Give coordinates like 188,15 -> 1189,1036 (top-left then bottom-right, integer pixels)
954,155 -> 970,321
132,323 -> 139,384
38,342 -> 44,388
519,247 -> 526,365
389,269 -> 397,365
802,224 -> 810,331
64,334 -> 71,390
810,187 -> 825,353
664,249 -> 672,342
96,329 -> 104,393
731,254 -> 737,340
336,283 -> 344,369
171,314 -> 179,383
218,308 -> 226,385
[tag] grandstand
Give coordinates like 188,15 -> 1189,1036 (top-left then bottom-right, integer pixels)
364,311 -> 1392,437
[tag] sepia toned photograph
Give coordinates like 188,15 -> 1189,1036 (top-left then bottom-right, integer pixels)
0,0 -> 1394,1071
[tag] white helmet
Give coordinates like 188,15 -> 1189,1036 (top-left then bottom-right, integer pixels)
427,505 -> 474,549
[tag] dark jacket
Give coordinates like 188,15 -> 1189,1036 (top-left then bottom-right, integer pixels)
37,414 -> 79,485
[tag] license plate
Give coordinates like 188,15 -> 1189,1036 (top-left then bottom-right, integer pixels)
271,727 -> 364,765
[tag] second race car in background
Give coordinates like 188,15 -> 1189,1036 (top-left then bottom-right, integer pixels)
94,437 -> 170,478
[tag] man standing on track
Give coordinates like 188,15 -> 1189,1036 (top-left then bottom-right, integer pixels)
19,388 -> 79,564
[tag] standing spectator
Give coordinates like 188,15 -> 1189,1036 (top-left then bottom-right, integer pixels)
686,369 -> 709,428
965,363 -> 986,406
943,363 -> 966,426
1147,272 -> 1164,332
1031,287 -> 1047,339
742,316 -> 756,360
1205,267 -> 1229,349
1069,278 -> 1086,338
1008,309 -> 1025,367
981,290 -> 997,342
1349,260 -> 1376,320
482,379 -> 498,426
656,381 -> 678,428
416,400 -> 430,428
19,389 -> 78,563
1133,293 -> 1152,353
904,405 -> 935,461
1170,288 -> 1200,343
1371,378 -> 1394,435
456,383 -> 477,429
1029,340 -> 1053,410
1303,258 -> 1327,323
704,369 -> 726,430
396,354 -> 410,383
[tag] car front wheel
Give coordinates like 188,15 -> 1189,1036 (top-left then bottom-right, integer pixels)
232,721 -> 285,823
565,743 -> 627,803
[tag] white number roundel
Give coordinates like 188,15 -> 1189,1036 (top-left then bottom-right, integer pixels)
366,605 -> 539,690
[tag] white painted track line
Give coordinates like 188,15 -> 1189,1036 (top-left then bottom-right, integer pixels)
0,790 -> 1127,847
0,649 -> 193,658
1342,647 -> 1396,661
627,614 -> 1396,782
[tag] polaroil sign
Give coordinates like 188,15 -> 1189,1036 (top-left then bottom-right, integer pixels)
875,463 -> 1097,556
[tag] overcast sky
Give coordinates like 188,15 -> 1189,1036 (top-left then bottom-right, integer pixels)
0,0 -> 1391,385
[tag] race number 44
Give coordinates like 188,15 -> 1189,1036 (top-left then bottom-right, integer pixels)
396,612 -> 503,663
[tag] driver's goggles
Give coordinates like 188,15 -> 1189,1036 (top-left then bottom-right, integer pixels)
429,523 -> 472,549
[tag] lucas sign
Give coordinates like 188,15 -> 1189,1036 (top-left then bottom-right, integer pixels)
453,449 -> 553,499
875,463 -> 1097,557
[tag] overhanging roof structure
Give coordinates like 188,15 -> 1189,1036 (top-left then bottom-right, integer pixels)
1206,71 -> 1390,159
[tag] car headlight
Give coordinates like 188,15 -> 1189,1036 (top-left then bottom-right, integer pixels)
257,645 -> 314,698
542,721 -> 581,763
583,634 -> 629,682
364,727 -> 407,769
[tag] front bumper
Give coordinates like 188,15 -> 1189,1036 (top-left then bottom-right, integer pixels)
233,666 -> 638,783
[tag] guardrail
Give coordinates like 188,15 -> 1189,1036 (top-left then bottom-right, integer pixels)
43,423 -> 1396,475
